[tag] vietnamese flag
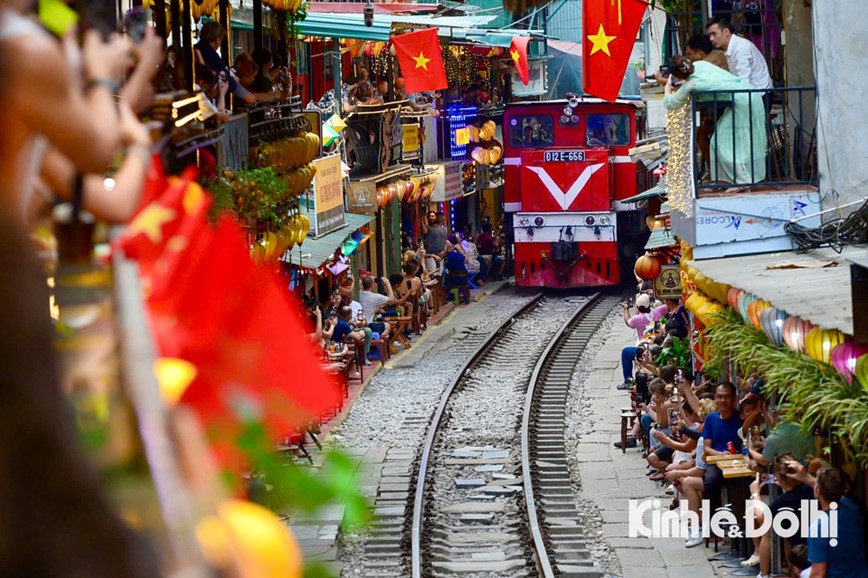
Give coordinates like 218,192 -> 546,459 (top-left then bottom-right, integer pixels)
392,28 -> 448,94
509,36 -> 531,85
582,0 -> 649,102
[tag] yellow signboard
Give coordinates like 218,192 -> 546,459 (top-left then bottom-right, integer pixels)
402,125 -> 420,159
312,154 -> 345,236
454,127 -> 470,146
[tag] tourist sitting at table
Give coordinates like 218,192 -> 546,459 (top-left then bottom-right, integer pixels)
702,382 -> 744,510
389,269 -> 418,327
445,235 -> 467,273
359,276 -> 395,341
458,230 -> 484,283
618,293 -> 670,390
648,399 -> 703,481
663,398 -> 718,547
476,222 -> 503,281
782,462 -> 868,578
347,299 -> 374,366
332,306 -> 366,378
744,455 -> 817,574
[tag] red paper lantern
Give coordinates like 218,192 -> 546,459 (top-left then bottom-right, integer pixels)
634,255 -> 662,280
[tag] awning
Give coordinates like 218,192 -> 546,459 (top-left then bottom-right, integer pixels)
462,30 -> 539,48
622,185 -> 665,204
281,213 -> 375,270
295,13 -> 498,42
690,246 -> 858,335
645,227 -> 676,250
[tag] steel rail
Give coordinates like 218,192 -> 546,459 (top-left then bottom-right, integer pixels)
410,292 -> 544,578
521,292 -> 602,577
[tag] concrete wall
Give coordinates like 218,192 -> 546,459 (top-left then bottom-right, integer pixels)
783,0 -> 816,176
812,1 -> 868,214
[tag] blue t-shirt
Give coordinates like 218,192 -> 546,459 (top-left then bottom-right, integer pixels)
808,497 -> 868,578
703,411 -> 744,452
445,250 -> 466,272
332,318 -> 353,342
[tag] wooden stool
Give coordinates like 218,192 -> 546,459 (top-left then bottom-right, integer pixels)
620,410 -> 636,454
370,338 -> 390,365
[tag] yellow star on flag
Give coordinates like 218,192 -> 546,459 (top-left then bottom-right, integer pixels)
587,23 -> 617,56
412,51 -> 431,70
127,204 -> 177,244
510,48 -> 521,63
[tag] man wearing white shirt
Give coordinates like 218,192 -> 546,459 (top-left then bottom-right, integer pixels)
707,19 -> 772,90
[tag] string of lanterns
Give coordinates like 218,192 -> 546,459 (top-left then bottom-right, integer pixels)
664,103 -> 693,217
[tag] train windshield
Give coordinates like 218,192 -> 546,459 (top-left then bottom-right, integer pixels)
586,114 -> 631,147
508,115 -> 554,147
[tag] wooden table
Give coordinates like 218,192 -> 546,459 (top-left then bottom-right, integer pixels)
385,316 -> 412,353
706,453 -> 755,479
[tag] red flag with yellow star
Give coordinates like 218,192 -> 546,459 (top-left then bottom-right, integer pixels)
582,0 -> 648,102
392,28 -> 448,94
509,36 -> 531,85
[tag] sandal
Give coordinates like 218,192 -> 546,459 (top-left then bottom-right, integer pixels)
649,472 -> 666,481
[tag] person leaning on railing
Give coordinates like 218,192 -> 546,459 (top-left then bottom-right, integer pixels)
663,55 -> 767,186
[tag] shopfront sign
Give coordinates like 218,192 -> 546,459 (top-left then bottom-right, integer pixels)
347,181 -> 378,214
312,154 -> 345,236
654,264 -> 683,299
429,162 -> 463,202
402,124 -> 420,161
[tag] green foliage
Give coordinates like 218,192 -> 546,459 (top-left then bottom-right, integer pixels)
705,308 -> 868,465
213,167 -> 294,233
234,417 -> 371,526
287,1 -> 309,43
655,336 -> 692,370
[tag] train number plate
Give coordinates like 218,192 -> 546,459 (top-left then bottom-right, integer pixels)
543,150 -> 586,162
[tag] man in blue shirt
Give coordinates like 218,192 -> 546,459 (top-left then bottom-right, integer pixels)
702,382 -> 744,507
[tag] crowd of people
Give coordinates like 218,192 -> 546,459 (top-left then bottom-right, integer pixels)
303,209 -> 506,381
615,287 -> 868,578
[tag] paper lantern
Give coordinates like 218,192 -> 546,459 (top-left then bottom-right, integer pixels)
393,181 -> 405,202
737,293 -> 758,323
805,326 -> 848,364
747,299 -> 771,329
727,287 -> 744,310
783,317 -> 814,353
759,307 -> 789,347
830,343 -> 868,383
634,254 -> 661,280
856,354 -> 868,389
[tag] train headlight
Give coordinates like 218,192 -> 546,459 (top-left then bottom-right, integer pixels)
534,216 -> 545,227
519,216 -> 530,227
599,215 -> 611,226
584,215 -> 596,226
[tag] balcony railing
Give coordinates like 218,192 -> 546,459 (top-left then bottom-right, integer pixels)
689,85 -> 817,192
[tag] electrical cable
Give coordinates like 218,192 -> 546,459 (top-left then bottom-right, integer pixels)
784,197 -> 868,254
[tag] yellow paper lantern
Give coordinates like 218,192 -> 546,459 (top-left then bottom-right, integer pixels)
805,326 -> 848,364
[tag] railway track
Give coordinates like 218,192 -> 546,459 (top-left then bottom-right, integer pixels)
405,292 -> 620,577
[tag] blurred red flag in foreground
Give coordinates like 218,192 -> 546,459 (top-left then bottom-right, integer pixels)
116,163 -> 341,468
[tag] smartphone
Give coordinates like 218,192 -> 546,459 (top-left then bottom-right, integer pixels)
124,7 -> 149,43
659,66 -> 670,79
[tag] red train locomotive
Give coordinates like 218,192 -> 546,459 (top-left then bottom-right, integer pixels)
503,99 -> 647,288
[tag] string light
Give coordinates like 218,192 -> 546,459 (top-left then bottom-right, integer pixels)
665,103 -> 694,217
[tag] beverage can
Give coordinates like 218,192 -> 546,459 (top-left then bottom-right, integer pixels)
741,447 -> 749,457
727,441 -> 736,454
